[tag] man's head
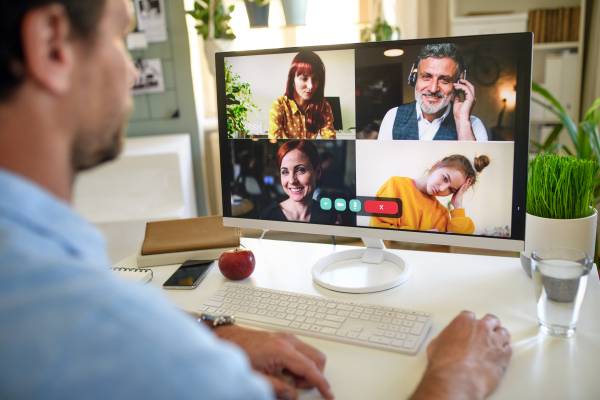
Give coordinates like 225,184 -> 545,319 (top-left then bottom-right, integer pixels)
411,43 -> 465,117
0,0 -> 134,180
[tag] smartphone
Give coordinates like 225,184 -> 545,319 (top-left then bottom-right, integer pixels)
163,260 -> 214,290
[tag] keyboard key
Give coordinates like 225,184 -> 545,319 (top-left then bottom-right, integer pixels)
257,310 -> 268,316
266,305 -> 277,311
203,300 -> 223,308
247,308 -> 258,314
392,340 -> 404,348
337,311 -> 350,317
347,332 -> 359,339
325,315 -> 345,323
384,331 -> 396,338
306,318 -> 316,324
276,313 -> 286,319
349,312 -> 360,319
406,315 -> 417,321
234,312 -> 291,327
417,316 -> 428,323
396,333 -> 408,339
363,308 -> 375,315
411,323 -> 425,335
266,311 -> 277,317
359,314 -> 370,321
285,314 -> 296,321
404,338 -> 417,349
374,310 -> 385,316
370,336 -> 392,345
370,316 -> 382,322
295,316 -> 306,322
300,323 -> 311,330
403,321 -> 414,327
350,326 -> 363,332
395,313 -> 406,319
337,304 -> 354,311
336,330 -> 349,337
354,307 -> 364,313
358,333 -> 370,341
310,326 -> 322,333
316,320 -> 342,329
321,327 -> 336,335
290,322 -> 301,329
373,329 -> 385,336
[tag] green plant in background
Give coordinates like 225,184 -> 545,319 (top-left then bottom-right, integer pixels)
225,61 -> 259,138
527,154 -> 598,219
530,82 -> 600,204
360,18 -> 401,42
186,0 -> 236,40
250,0 -> 270,5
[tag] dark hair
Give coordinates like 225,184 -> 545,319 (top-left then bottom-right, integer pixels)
276,140 -> 323,187
284,51 -> 326,135
0,0 -> 106,101
416,43 -> 466,81
431,154 -> 490,187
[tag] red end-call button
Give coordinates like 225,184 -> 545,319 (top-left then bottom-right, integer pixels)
365,200 -> 398,214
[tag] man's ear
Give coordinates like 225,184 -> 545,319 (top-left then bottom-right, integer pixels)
21,4 -> 77,95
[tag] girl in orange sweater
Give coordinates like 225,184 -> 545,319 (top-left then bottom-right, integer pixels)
369,155 -> 489,234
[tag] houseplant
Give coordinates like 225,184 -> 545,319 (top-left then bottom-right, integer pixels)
225,61 -> 259,138
360,18 -> 401,42
186,0 -> 235,75
521,154 -> 598,276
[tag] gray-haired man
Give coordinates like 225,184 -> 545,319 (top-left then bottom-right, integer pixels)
378,43 -> 488,141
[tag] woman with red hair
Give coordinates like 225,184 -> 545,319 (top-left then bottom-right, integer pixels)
268,52 -> 336,139
261,140 -> 339,223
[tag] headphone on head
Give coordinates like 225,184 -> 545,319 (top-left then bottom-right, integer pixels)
407,59 -> 467,87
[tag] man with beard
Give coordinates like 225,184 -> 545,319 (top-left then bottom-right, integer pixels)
0,1 -> 511,399
378,43 -> 488,141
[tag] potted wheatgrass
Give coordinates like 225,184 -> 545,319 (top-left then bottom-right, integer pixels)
521,154 -> 598,276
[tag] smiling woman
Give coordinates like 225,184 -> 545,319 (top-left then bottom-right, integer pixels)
260,140 -> 339,223
369,154 -> 490,234
268,51 -> 336,139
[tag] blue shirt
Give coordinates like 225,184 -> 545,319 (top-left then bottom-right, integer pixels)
0,168 -> 272,399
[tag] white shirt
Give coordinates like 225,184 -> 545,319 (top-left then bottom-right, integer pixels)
377,103 -> 489,141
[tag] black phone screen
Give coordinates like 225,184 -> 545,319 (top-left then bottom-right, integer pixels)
163,260 -> 213,288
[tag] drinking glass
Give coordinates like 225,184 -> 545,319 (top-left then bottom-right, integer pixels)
532,247 -> 593,338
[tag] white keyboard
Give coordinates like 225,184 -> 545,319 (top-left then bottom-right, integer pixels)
197,283 -> 434,355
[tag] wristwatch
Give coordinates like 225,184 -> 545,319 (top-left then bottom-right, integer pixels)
199,313 -> 236,327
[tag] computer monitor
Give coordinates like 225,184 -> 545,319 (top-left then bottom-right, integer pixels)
216,33 -> 532,293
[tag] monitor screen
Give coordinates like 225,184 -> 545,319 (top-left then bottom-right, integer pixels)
216,33 -> 532,252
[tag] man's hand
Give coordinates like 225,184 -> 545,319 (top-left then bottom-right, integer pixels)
453,79 -> 477,141
410,311 -> 512,400
214,324 -> 334,400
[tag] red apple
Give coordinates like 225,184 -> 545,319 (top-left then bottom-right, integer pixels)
218,249 -> 255,280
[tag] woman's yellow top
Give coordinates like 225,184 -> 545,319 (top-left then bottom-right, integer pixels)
369,177 -> 475,234
268,95 -> 336,139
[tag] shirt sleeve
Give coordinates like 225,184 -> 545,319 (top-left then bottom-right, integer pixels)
369,178 -> 406,229
470,116 -> 488,141
446,208 -> 475,234
377,108 -> 397,140
268,99 -> 287,139
319,101 -> 336,139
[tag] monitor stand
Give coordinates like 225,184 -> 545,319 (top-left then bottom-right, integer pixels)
311,238 -> 411,294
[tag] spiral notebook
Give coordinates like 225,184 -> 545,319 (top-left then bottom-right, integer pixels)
110,267 -> 153,284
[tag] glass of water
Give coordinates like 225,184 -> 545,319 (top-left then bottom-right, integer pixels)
532,247 -> 593,338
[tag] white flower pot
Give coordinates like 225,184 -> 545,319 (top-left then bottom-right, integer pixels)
520,209 -> 598,276
203,38 -> 234,76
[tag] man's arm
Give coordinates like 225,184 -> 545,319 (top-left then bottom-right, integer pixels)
200,320 -> 334,400
453,79 -> 478,141
410,311 -> 512,400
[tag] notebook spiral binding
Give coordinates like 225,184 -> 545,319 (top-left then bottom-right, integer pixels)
110,267 -> 153,281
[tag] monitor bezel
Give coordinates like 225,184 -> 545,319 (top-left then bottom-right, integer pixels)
216,33 -> 533,252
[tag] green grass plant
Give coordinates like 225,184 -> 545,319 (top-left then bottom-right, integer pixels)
527,154 -> 598,219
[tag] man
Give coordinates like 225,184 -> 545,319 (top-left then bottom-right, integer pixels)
0,1 -> 511,399
378,43 -> 488,141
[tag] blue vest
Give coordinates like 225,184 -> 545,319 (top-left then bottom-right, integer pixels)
391,101 -> 458,140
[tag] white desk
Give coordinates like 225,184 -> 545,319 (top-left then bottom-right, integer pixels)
115,238 -> 600,399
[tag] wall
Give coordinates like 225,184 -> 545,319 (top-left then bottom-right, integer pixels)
127,0 -> 209,216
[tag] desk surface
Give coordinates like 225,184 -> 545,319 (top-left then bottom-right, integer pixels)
115,238 -> 600,400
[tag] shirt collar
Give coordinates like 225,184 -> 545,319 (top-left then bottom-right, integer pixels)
286,96 -> 303,116
415,101 -> 451,123
0,167 -> 108,269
